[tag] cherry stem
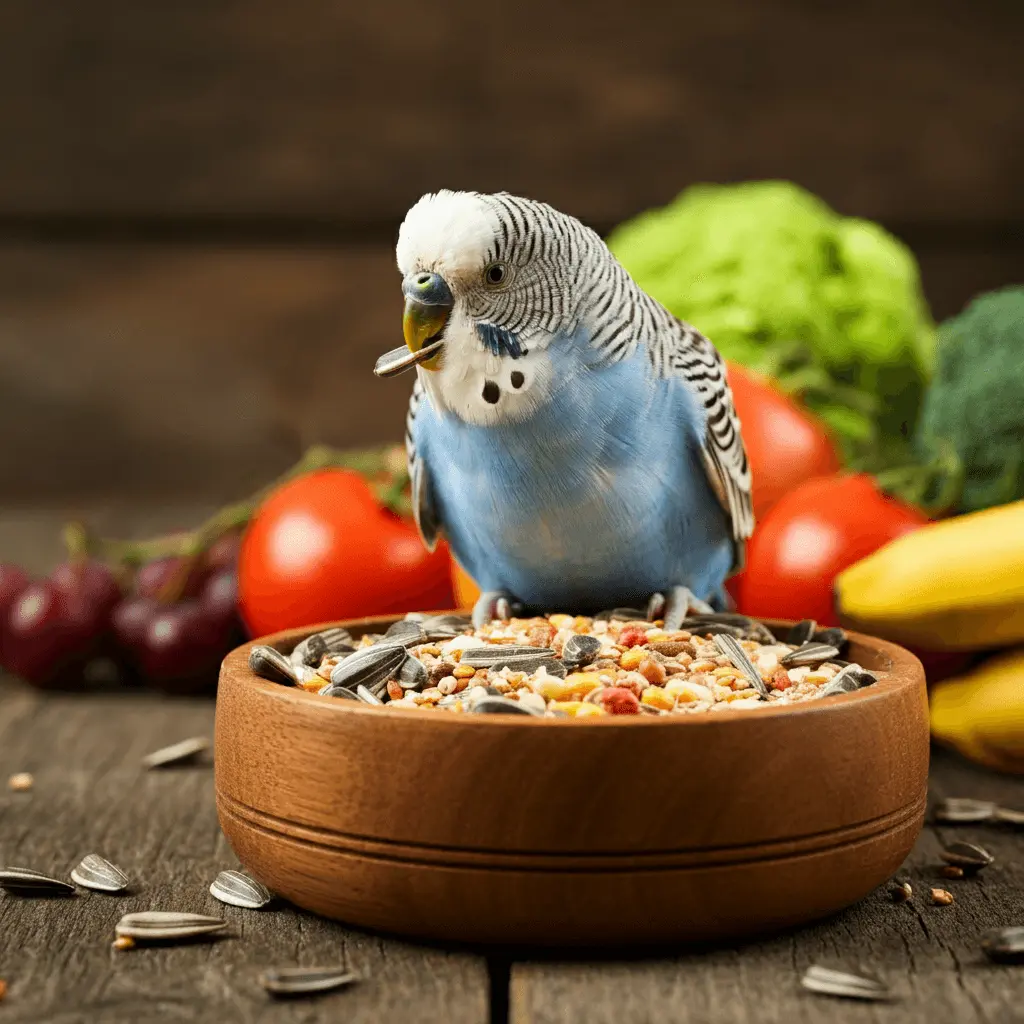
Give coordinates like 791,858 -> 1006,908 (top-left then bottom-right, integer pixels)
63,443 -> 411,568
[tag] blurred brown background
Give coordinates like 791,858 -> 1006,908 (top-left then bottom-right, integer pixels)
1,0 -> 1021,509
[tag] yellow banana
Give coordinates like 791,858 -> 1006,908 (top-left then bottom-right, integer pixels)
930,647 -> 1024,774
834,499 -> 1024,651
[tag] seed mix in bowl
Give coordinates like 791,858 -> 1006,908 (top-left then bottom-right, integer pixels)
248,612 -> 879,717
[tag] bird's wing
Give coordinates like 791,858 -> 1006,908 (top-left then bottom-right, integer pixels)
405,375 -> 442,551
653,319 -> 755,566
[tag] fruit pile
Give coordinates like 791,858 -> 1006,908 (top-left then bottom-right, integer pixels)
0,535 -> 244,694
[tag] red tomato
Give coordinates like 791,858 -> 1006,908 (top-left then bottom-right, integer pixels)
726,362 -> 841,522
735,474 -> 929,627
238,470 -> 453,637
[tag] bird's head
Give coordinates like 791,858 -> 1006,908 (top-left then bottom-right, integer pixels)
375,191 -> 586,390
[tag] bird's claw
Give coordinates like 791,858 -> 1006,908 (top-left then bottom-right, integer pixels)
661,586 -> 715,631
472,590 -> 525,629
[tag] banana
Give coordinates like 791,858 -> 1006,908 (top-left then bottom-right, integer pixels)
930,647 -> 1024,774
834,499 -> 1024,651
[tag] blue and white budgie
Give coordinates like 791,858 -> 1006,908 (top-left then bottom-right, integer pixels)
374,191 -> 754,629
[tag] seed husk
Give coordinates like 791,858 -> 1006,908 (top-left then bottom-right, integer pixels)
0,867 -> 76,896
781,642 -> 841,667
933,797 -> 996,824
982,926 -> 1024,963
355,685 -> 383,706
818,664 -> 876,697
7,772 -> 33,792
561,634 -> 602,668
813,626 -> 848,649
210,870 -> 272,909
931,887 -> 954,905
472,696 -> 544,716
460,646 -> 555,668
712,634 -> 768,699
250,645 -> 301,685
800,965 -> 890,1001
994,806 -> 1024,826
329,644 -> 407,692
889,881 -> 913,902
289,627 -> 355,667
940,842 -> 994,872
317,683 -> 361,700
70,855 -> 129,893
115,911 -> 227,941
260,965 -> 360,997
397,655 -> 428,691
142,736 -> 209,769
786,620 -> 817,645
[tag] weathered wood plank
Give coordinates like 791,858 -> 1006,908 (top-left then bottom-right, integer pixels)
1,238 -> 1021,505
510,748 -> 1024,1024
0,0 -> 1020,227
0,684 -> 490,1023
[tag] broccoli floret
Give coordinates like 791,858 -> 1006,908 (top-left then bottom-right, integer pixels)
916,286 -> 1024,512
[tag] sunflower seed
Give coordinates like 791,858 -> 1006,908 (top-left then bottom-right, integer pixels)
782,643 -> 841,667
210,870 -> 272,909
813,626 -> 848,649
250,645 -> 300,685
115,911 -> 227,941
385,619 -> 426,643
534,658 -> 568,679
472,697 -> 544,716
317,683 -> 361,700
940,842 -> 994,872
982,926 -> 1024,963
800,965 -> 890,1001
460,647 -> 556,669
289,628 -> 355,667
819,664 -> 876,697
561,634 -> 601,668
329,644 -> 407,691
603,608 -> 652,622
70,855 -> 129,893
712,634 -> 768,698
260,965 -> 360,997
681,619 -> 745,638
0,867 -> 76,895
421,614 -> 472,633
355,685 -> 382,705
397,656 -> 428,691
786,619 -> 817,644
141,736 -> 208,769
933,798 -> 996,824
994,806 -> 1024,826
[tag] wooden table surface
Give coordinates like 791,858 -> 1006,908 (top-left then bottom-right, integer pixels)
2,509 -> 1024,1023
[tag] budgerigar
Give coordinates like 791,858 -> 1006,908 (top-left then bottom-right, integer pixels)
374,191 -> 754,629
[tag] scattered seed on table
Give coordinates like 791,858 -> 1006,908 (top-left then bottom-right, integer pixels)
210,870 -> 272,909
112,936 -> 136,951
933,797 -> 996,823
940,842 -> 994,872
940,865 -> 965,880
889,881 -> 913,902
71,855 -> 129,893
142,737 -> 209,770
7,772 -> 33,792
115,911 -> 227,942
931,888 -> 954,906
800,965 -> 890,1001
0,867 -> 76,896
981,926 -> 1024,963
260,965 -> 360,997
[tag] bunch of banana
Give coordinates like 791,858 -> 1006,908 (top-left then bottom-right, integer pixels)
835,500 -> 1024,773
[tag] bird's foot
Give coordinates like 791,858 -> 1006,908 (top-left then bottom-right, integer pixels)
472,590 -> 525,629
650,586 -> 716,631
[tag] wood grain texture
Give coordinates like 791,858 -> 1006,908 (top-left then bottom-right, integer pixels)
1,239 -> 1021,505
215,619 -> 928,946
0,684 -> 489,1024
0,0 -> 1020,227
510,746 -> 1024,1024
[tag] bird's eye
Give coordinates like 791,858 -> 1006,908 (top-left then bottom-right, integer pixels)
483,263 -> 507,287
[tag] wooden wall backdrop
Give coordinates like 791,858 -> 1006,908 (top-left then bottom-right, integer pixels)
0,0 -> 1021,503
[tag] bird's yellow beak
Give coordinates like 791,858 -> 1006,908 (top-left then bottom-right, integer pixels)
374,271 -> 453,378
402,298 -> 449,372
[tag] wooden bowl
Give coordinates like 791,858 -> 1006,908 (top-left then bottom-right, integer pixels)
215,617 -> 928,947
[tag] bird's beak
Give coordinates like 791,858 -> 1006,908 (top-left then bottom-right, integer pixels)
374,272 -> 453,378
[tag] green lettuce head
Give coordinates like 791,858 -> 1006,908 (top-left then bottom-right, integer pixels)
607,181 -> 935,467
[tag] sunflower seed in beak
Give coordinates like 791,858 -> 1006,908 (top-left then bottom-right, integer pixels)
374,338 -> 445,378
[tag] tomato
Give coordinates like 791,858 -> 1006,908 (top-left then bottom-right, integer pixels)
726,362 -> 841,522
238,470 -> 454,637
735,474 -> 929,626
